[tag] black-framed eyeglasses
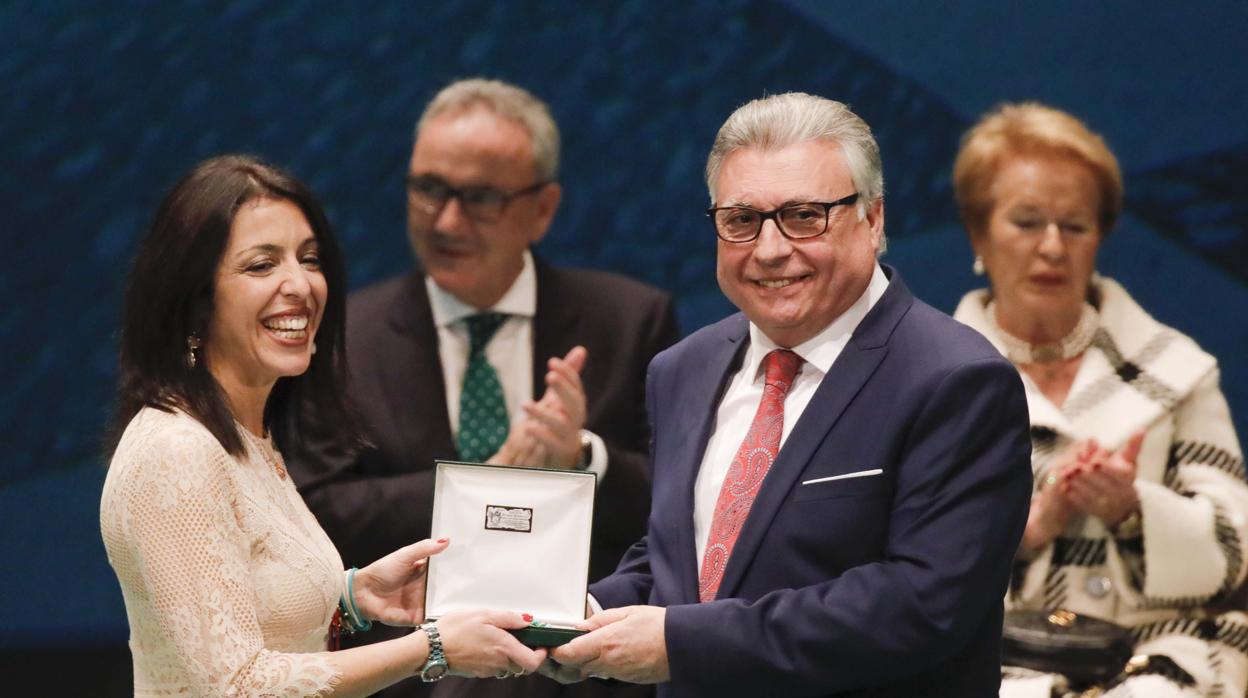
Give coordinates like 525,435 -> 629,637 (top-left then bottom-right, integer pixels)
706,192 -> 860,243
406,174 -> 550,223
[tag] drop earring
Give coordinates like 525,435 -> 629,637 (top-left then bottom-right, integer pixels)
972,255 -> 985,276
311,341 -> 317,356
186,334 -> 201,369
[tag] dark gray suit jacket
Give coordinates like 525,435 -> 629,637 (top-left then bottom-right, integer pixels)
284,260 -> 676,698
287,260 -> 679,578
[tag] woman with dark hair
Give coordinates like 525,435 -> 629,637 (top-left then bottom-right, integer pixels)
100,155 -> 543,696
952,105 -> 1248,696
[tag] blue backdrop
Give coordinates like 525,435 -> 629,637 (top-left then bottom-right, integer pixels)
2,0 -> 1245,660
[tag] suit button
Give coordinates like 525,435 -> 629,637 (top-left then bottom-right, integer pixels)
1086,575 -> 1113,598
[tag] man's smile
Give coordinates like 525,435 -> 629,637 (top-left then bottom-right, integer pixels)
753,274 -> 811,290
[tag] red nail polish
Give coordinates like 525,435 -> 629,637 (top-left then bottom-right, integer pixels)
523,613 -> 534,622
437,538 -> 449,544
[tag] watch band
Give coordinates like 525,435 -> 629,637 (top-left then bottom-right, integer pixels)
418,622 -> 449,682
573,431 -> 593,471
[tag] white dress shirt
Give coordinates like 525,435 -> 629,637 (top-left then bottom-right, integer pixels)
692,264 -> 889,568
426,251 -> 607,478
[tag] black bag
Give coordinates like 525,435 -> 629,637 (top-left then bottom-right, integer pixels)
1002,609 -> 1134,688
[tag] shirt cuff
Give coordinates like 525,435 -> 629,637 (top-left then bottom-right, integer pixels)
587,593 -> 604,615
581,429 -> 608,483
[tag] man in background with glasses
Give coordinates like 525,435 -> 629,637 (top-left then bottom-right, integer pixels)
547,93 -> 1032,697
286,78 -> 676,698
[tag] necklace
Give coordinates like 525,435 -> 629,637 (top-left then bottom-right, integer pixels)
986,301 -> 1099,365
239,425 -> 288,480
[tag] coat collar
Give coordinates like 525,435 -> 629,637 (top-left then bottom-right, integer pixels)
386,271 -> 435,336
671,315 -> 752,603
384,254 -> 572,402
953,276 -> 1216,450
531,258 -> 581,395
373,273 -> 455,456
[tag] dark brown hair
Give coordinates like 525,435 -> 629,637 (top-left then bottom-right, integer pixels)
111,154 -> 361,458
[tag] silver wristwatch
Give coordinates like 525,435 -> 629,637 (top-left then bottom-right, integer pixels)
573,431 -> 593,471
418,622 -> 448,682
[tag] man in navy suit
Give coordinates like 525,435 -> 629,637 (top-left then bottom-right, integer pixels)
547,93 -> 1033,696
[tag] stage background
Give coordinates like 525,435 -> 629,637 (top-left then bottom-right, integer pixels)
2,1 -> 1245,692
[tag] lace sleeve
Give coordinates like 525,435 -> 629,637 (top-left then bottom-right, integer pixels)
108,416 -> 342,696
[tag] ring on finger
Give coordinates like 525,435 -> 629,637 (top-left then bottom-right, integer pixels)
495,670 -> 512,680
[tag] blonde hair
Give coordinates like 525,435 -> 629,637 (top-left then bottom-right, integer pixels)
953,102 -> 1122,238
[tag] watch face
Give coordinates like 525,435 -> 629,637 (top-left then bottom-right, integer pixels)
423,662 -> 448,681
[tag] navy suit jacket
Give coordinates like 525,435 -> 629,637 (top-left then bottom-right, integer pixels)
590,267 -> 1033,697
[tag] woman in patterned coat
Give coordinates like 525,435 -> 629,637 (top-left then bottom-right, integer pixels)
952,103 -> 1248,697
101,155 -> 545,696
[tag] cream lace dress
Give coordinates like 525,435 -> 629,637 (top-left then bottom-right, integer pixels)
101,407 -> 346,696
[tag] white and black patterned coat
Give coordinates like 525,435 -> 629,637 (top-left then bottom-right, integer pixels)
956,277 -> 1248,696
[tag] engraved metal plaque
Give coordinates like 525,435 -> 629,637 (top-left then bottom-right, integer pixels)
485,505 -> 533,533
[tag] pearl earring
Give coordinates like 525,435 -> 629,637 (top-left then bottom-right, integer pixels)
972,256 -> 985,276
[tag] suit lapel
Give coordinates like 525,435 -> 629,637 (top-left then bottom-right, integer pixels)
675,317 -> 750,604
382,261 -> 567,464
532,261 -> 580,398
379,275 -> 456,459
714,269 -> 913,600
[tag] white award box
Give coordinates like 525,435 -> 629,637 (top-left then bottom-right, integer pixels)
425,460 -> 596,645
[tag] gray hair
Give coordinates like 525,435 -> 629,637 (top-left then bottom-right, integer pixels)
416,78 -> 560,181
705,92 -> 884,210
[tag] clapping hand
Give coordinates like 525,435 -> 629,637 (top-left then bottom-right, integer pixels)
1061,431 -> 1144,527
489,346 -> 589,469
522,345 -> 588,469
1022,431 -> 1144,553
488,424 -> 549,468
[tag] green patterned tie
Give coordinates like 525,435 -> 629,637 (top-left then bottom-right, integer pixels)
456,313 -> 510,462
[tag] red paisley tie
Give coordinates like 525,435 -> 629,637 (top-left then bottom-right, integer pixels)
698,348 -> 803,602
